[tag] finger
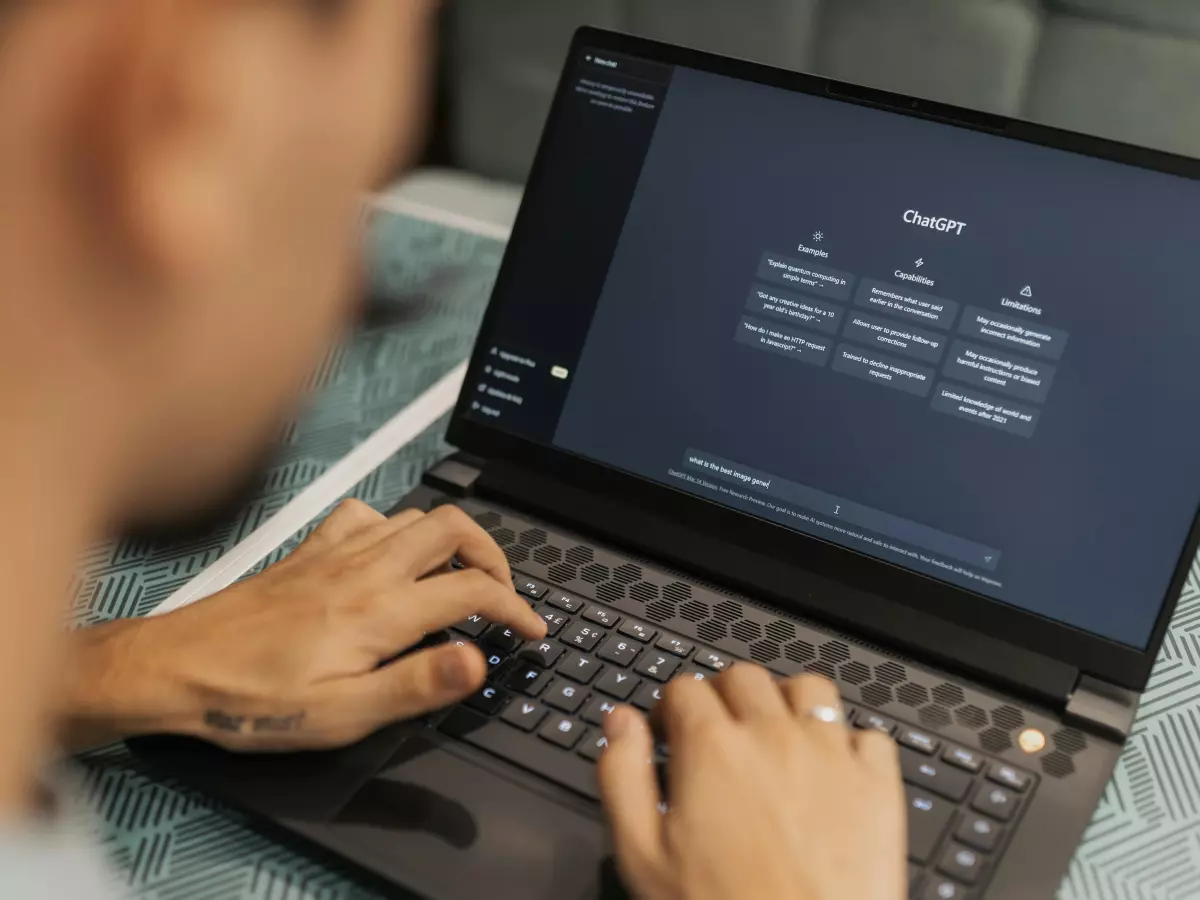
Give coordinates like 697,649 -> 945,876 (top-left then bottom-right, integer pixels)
659,674 -> 731,753
853,725 -> 901,776
371,505 -> 511,586
709,663 -> 789,722
782,674 -> 850,749
344,641 -> 488,725
403,568 -> 546,639
294,499 -> 386,557
597,707 -> 668,895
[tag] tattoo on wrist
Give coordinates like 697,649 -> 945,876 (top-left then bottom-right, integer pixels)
203,710 -> 307,734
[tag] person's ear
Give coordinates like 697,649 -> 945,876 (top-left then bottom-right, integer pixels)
83,0 -> 300,288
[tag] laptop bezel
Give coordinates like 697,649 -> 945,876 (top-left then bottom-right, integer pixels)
447,26 -> 1200,692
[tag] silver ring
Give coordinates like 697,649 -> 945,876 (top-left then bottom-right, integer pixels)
805,704 -> 846,725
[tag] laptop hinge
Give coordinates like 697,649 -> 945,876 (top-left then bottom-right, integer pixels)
1064,674 -> 1139,741
425,457 -> 484,497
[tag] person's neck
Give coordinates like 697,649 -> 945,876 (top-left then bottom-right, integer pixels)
0,372 -> 129,817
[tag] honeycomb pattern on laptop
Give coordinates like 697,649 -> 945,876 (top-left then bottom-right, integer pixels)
468,501 -> 1089,779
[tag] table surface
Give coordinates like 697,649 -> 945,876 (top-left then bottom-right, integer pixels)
71,208 -> 1200,900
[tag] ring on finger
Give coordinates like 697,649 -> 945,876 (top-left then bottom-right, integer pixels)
803,704 -> 846,725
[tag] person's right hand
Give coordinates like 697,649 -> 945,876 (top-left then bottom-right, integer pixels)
598,666 -> 906,900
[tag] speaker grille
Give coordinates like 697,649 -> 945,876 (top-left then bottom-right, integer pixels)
956,705 -> 988,729
785,641 -> 816,664
750,640 -> 781,664
731,620 -> 763,643
897,683 -> 929,707
613,563 -> 642,585
547,563 -> 576,584
565,545 -> 593,565
518,528 -> 547,548
840,661 -> 870,685
1042,751 -> 1076,778
458,499 -> 1084,779
533,545 -> 562,565
861,683 -> 893,707
980,727 -> 1013,753
474,511 -> 502,530
597,582 -> 624,604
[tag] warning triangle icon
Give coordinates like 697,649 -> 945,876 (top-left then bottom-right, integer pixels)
1020,286 -> 1032,298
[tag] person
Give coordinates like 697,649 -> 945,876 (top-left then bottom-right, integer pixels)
0,2 -> 905,898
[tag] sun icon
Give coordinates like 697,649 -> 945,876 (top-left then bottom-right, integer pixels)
813,231 -> 824,242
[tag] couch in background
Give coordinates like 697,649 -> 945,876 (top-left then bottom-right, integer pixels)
389,0 -> 1200,227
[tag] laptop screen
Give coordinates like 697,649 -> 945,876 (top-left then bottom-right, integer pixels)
462,47 -> 1200,650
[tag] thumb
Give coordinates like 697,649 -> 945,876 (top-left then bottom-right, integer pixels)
349,642 -> 487,726
598,707 -> 669,896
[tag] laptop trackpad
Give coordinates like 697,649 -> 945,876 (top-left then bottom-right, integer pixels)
325,736 -> 609,900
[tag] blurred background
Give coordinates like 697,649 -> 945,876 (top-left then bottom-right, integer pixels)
389,0 -> 1200,228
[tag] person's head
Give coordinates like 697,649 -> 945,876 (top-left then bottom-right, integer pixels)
0,0 -> 436,521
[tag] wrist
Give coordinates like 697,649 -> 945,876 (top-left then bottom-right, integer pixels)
58,618 -> 203,752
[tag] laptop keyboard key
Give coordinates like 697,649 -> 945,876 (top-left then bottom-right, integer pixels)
483,650 -> 509,675
582,696 -> 620,725
972,783 -> 1019,822
943,746 -> 984,774
578,732 -> 609,763
504,665 -> 552,697
900,748 -> 972,802
501,698 -> 548,732
514,576 -> 548,600
465,685 -> 509,716
536,607 -> 570,637
544,680 -> 587,714
595,669 -> 640,700
453,614 -> 488,638
562,622 -> 605,652
905,785 -> 954,864
955,814 -> 1003,853
558,651 -> 601,684
921,877 -> 970,900
634,653 -> 680,682
583,606 -> 620,628
988,763 -> 1031,793
519,640 -> 564,668
938,844 -> 984,885
656,635 -> 694,658
482,625 -> 522,653
547,591 -> 586,613
632,682 -> 664,711
898,727 -> 940,755
540,715 -> 584,749
854,711 -> 896,734
694,650 -> 732,672
618,621 -> 655,643
596,636 -> 641,667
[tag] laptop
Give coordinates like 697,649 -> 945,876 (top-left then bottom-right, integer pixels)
133,27 -> 1200,900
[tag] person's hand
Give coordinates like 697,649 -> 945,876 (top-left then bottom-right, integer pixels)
598,666 -> 906,900
61,500 -> 546,752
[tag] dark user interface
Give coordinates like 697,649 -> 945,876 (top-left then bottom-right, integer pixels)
467,49 -> 1200,649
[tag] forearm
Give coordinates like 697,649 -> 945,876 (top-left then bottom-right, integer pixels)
57,620 -> 202,754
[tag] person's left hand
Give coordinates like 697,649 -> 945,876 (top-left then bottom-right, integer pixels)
60,500 -> 546,752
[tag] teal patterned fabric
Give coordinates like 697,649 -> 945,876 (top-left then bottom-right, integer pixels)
68,211 -> 1200,899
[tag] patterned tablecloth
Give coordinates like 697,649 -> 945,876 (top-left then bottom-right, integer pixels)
70,208 -> 1200,900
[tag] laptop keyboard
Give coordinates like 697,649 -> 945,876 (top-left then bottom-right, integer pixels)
429,569 -> 1034,900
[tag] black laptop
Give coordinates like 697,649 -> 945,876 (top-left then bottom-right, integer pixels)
134,28 -> 1200,900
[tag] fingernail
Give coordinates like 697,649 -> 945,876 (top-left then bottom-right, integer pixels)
438,647 -> 475,691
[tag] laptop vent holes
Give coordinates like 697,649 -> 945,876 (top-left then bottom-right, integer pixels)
467,503 -> 1082,779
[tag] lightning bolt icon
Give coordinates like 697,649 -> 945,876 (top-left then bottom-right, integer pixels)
915,258 -> 925,268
